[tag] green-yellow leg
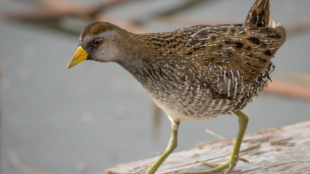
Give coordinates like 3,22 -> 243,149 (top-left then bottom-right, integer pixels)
186,110 -> 249,174
145,120 -> 180,174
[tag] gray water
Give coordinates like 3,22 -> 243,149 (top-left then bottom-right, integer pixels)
1,0 -> 310,174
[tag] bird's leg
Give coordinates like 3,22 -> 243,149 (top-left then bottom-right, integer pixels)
145,119 -> 180,174
186,110 -> 249,174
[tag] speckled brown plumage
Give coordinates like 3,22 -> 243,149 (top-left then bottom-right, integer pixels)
75,0 -> 286,121
67,0 -> 287,173
113,23 -> 286,121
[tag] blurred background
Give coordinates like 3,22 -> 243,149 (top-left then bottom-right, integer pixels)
1,0 -> 310,174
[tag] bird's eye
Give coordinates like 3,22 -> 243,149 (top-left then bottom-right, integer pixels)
93,39 -> 102,46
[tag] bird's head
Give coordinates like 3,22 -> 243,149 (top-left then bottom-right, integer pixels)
67,22 -> 127,69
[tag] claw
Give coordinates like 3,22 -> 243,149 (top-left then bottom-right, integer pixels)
239,158 -> 250,164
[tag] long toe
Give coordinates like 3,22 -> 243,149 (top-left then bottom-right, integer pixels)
199,161 -> 223,167
185,161 -> 234,174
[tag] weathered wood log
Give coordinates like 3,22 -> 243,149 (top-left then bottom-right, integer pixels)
103,121 -> 310,174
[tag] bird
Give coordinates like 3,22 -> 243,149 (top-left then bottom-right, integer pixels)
67,0 -> 286,173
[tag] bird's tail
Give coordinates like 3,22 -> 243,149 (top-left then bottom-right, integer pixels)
244,0 -> 278,28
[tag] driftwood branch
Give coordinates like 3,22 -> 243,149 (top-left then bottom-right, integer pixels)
103,121 -> 310,174
265,79 -> 310,100
1,0 -> 139,20
0,0 -> 146,34
286,19 -> 310,36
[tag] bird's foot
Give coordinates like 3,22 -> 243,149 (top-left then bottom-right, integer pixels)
185,158 -> 249,174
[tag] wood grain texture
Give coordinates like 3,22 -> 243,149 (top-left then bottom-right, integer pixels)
103,121 -> 310,174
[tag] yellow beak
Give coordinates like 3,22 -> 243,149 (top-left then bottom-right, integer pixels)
67,46 -> 88,69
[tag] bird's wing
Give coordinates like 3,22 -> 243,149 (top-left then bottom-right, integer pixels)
186,24 -> 286,98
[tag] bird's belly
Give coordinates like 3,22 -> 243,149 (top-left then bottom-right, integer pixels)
149,89 -> 237,121
130,60 -> 271,121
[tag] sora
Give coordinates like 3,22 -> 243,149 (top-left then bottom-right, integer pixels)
67,0 -> 286,173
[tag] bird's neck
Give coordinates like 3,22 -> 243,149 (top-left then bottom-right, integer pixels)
115,32 -> 161,86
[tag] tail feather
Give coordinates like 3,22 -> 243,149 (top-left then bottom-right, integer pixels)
244,0 -> 273,28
